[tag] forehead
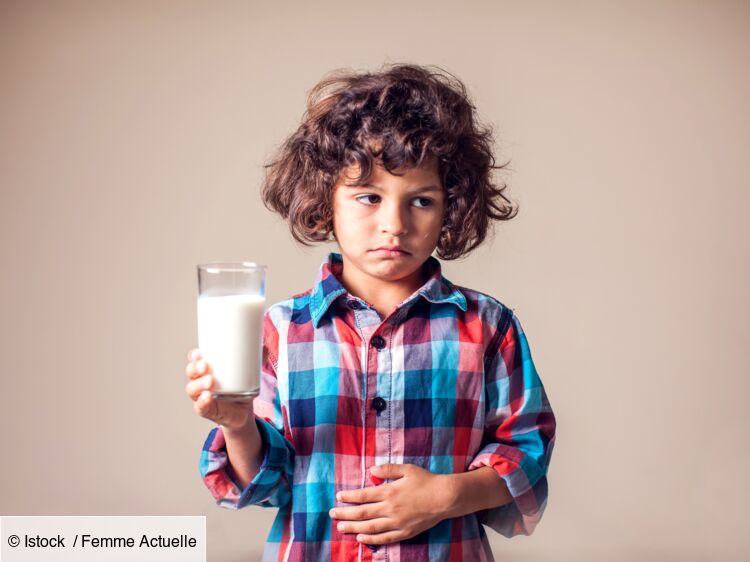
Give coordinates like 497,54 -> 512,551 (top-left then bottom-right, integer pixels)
337,156 -> 440,186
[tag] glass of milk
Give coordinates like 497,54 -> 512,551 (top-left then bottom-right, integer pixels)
196,262 -> 266,399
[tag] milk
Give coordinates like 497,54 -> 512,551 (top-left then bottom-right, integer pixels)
196,293 -> 265,395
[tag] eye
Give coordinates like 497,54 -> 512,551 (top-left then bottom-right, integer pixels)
355,194 -> 380,206
412,197 -> 434,208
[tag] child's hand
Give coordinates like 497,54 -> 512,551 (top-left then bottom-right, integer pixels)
184,349 -> 254,430
329,464 -> 454,546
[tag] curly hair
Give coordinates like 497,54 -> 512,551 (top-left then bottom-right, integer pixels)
260,62 -> 518,260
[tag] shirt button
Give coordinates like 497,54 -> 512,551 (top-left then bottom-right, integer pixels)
366,544 -> 379,551
348,300 -> 364,310
371,335 -> 386,349
371,396 -> 386,413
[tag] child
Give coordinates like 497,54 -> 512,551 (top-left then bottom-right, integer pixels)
185,63 -> 556,562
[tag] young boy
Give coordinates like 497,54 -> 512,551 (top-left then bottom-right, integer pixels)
185,63 -> 556,562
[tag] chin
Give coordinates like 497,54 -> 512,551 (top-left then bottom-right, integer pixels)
371,258 -> 420,277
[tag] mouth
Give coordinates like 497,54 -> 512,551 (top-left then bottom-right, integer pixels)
370,247 -> 411,257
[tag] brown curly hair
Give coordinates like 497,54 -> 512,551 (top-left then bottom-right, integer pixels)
260,62 -> 518,260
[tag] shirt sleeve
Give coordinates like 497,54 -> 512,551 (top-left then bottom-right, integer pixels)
467,310 -> 557,537
198,310 -> 295,509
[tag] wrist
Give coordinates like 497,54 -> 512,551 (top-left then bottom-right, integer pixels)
439,473 -> 463,520
443,467 -> 514,519
221,414 -> 257,435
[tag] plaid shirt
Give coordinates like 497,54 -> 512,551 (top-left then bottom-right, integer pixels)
200,252 -> 556,562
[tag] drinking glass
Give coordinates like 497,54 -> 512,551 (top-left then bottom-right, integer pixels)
196,262 -> 266,399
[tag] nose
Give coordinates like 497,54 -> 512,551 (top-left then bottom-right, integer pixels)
378,200 -> 408,236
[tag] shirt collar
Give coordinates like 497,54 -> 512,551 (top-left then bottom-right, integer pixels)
309,251 -> 467,328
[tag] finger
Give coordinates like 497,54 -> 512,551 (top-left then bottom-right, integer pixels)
185,359 -> 211,380
186,375 -> 214,401
336,485 -> 385,505
187,349 -> 202,362
329,502 -> 383,522
186,376 -> 212,402
193,390 -> 216,417
370,463 -> 409,482
355,528 -> 404,546
334,517 -> 394,538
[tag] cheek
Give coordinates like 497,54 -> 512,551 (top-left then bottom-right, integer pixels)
419,211 -> 444,238
332,207 -> 369,245
335,203 -> 373,232
331,202 -> 349,232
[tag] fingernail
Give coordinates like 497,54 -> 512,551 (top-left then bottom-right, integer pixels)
329,509 -> 336,518
203,375 -> 212,388
196,360 -> 205,373
337,523 -> 344,531
336,492 -> 342,501
200,390 -> 210,401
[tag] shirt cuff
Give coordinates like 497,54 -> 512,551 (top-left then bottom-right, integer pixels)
467,442 -> 548,537
199,416 -> 293,509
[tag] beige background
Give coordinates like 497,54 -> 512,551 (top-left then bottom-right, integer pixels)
1,1 -> 748,561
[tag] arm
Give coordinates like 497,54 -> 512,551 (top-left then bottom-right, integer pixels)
223,417 -> 264,489
465,310 -> 557,537
443,466 -> 513,519
199,309 -> 296,509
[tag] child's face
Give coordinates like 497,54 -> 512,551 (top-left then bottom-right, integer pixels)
331,157 -> 445,287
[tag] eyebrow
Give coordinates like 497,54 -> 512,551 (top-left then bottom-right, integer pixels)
344,182 -> 442,193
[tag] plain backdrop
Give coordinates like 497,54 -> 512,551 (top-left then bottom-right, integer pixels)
1,1 -> 748,561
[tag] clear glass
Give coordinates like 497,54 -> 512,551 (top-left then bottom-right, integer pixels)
196,262 -> 267,400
